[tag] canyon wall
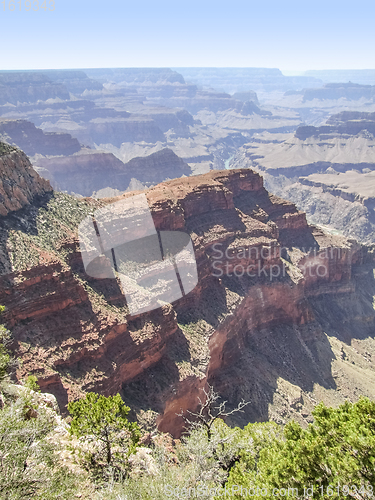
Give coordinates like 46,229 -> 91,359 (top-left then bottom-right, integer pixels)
0,72 -> 70,105
0,119 -> 81,157
230,112 -> 375,244
0,162 -> 374,436
0,145 -> 52,217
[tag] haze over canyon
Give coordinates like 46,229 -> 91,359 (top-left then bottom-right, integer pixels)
0,66 -> 374,437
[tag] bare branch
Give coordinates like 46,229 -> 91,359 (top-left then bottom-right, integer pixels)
176,385 -> 251,440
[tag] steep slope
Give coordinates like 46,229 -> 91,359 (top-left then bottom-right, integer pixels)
0,144 -> 52,217
0,163 -> 374,438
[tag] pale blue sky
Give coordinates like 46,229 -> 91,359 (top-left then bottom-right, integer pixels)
0,0 -> 374,71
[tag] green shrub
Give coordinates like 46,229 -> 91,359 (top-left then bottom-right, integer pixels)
0,307 -> 11,382
23,375 -> 41,393
225,398 -> 375,499
68,392 -> 141,480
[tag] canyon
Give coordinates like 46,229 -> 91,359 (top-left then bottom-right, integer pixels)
1,67 -> 375,437
230,111 -> 375,245
0,146 -> 374,437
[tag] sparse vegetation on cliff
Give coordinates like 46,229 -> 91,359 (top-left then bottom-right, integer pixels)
1,329 -> 375,500
0,141 -> 17,156
6,192 -> 100,272
0,306 -> 11,382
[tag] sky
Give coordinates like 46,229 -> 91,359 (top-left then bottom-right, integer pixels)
0,0 -> 374,72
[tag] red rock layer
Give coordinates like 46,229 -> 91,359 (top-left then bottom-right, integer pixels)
0,167 -> 373,436
0,150 -> 52,216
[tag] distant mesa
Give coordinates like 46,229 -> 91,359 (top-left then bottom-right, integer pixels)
235,100 -> 272,117
173,67 -> 322,93
234,111 -> 375,244
84,67 -> 186,85
286,82 -> 375,102
0,119 -> 81,156
35,148 -> 192,197
231,90 -> 259,104
295,111 -> 375,139
40,69 -> 104,95
0,71 -> 70,105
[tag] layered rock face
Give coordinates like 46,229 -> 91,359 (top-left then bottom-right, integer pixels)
296,111 -> 375,139
0,145 -> 52,217
301,83 -> 375,102
0,72 -> 70,105
1,164 -> 374,437
0,120 -> 81,157
230,112 -> 375,244
173,68 -> 322,93
83,118 -> 165,147
35,148 -> 192,196
41,70 -> 104,95
84,68 -> 186,85
0,67 -> 302,178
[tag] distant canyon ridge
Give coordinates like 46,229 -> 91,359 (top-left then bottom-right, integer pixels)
0,67 -> 374,245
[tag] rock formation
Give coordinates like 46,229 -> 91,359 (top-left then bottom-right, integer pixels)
230,112 -> 375,244
0,119 -> 81,157
35,148 -> 192,196
0,160 -> 374,437
0,72 -> 70,105
301,83 -> 375,102
41,70 -> 104,95
84,68 -> 186,85
0,144 -> 52,217
173,68 -> 322,93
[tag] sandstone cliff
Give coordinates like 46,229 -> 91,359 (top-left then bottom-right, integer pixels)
0,164 -> 374,437
0,145 -> 52,217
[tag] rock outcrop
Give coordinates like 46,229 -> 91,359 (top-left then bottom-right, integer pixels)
82,118 -> 165,147
42,70 -> 104,95
0,164 -> 374,437
35,148 -> 192,196
0,119 -> 81,157
0,72 -> 70,105
84,68 -> 186,85
296,111 -> 375,139
0,145 -> 52,217
174,68 -> 322,93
